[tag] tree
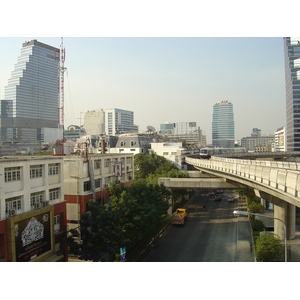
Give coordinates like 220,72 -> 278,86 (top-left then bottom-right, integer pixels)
255,234 -> 283,262
134,152 -> 180,180
248,201 -> 265,214
67,181 -> 170,261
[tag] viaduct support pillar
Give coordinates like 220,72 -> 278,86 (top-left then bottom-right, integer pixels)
274,202 -> 295,240
257,190 -> 296,241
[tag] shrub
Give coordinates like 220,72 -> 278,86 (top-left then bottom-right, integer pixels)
251,219 -> 266,232
255,234 -> 283,262
248,201 -> 264,214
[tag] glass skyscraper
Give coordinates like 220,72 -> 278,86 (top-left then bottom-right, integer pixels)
283,37 -> 300,151
212,100 -> 235,148
0,39 -> 60,143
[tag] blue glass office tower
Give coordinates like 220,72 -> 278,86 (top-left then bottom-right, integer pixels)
1,40 -> 59,143
212,100 -> 235,148
284,37 -> 300,151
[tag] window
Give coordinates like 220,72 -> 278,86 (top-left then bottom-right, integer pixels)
49,188 -> 59,201
94,160 -> 101,169
105,159 -> 110,167
84,181 -> 91,191
30,192 -> 44,208
5,167 -> 21,182
54,214 -> 60,234
30,165 -> 43,178
163,152 -> 169,155
5,196 -> 22,216
95,178 -> 101,188
49,164 -> 59,175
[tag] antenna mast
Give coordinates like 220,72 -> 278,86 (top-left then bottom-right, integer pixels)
59,37 -> 67,140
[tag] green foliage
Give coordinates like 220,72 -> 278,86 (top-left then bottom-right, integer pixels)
255,234 -> 283,262
251,219 -> 266,232
67,181 -> 170,261
134,152 -> 189,182
248,201 -> 265,214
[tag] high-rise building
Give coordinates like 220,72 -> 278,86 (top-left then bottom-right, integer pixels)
1,39 -> 60,144
105,108 -> 138,135
212,100 -> 235,148
283,37 -> 300,151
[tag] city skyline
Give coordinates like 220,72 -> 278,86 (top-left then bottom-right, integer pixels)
0,37 -> 286,144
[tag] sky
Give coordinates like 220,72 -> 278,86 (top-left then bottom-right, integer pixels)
0,2 -> 297,146
0,36 -> 286,144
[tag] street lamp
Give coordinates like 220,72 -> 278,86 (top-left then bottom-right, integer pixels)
233,210 -> 287,262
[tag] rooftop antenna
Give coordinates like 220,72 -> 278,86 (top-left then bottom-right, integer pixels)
59,37 -> 67,138
55,38 -> 67,153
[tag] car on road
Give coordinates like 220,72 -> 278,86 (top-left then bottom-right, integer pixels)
214,194 -> 221,201
227,197 -> 235,202
208,189 -> 214,196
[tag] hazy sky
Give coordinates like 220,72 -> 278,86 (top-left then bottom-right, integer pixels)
0,36 -> 286,143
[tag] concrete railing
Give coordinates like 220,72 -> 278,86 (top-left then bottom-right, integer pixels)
185,156 -> 300,200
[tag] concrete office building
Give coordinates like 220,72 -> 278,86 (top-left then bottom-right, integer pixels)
1,40 -> 60,145
241,128 -> 275,152
284,37 -> 300,151
212,100 -> 235,148
83,108 -> 139,136
159,122 -> 205,147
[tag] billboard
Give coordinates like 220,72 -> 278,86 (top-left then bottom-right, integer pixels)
14,212 -> 51,262
114,161 -> 122,177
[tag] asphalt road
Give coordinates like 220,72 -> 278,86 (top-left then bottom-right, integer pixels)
141,189 -> 239,262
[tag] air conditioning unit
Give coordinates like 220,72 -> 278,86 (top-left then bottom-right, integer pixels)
35,202 -> 40,209
9,210 -> 16,217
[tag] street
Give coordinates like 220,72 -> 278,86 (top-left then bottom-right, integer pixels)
141,189 -> 240,262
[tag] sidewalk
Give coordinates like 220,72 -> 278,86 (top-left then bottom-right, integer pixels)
235,196 -> 255,262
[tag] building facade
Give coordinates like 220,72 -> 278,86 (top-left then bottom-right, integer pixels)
159,122 -> 205,147
109,133 -> 152,154
0,156 -> 67,262
64,153 -> 135,232
241,129 -> 275,152
284,37 -> 300,151
83,108 -> 139,136
212,100 -> 235,148
150,142 -> 199,169
1,40 -> 60,145
274,126 -> 286,152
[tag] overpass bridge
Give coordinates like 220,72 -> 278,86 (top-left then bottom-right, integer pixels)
181,155 -> 300,243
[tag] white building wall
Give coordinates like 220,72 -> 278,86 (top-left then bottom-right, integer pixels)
84,109 -> 105,136
0,156 -> 64,220
150,142 -> 184,169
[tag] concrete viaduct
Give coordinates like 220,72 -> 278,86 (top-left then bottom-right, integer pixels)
158,155 -> 300,243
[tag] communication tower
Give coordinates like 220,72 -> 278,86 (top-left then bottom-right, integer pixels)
55,38 -> 67,152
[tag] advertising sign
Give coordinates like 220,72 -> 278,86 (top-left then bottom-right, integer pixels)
114,161 -> 122,177
14,212 -> 51,262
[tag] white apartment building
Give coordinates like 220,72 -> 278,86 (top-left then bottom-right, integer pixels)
0,156 -> 66,262
150,142 -> 199,169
